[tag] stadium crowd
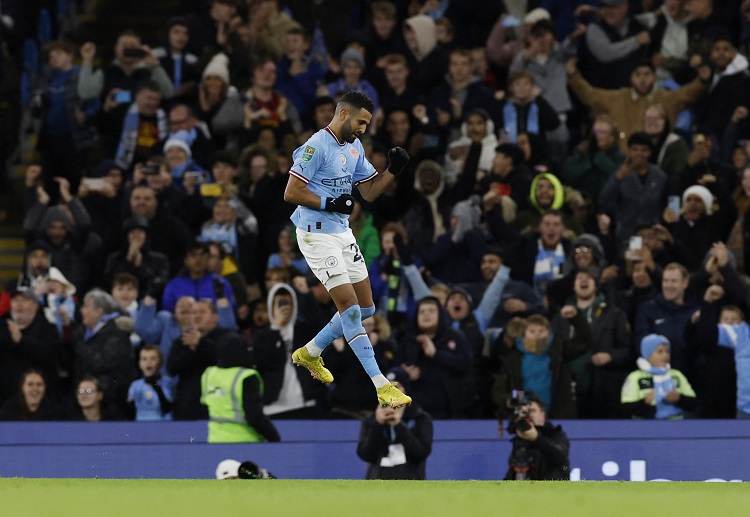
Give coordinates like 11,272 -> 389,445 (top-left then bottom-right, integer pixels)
1,0 -> 750,428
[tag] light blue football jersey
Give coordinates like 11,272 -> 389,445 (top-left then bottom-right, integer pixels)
289,127 -> 377,234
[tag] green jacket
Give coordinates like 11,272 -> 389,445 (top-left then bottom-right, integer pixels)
353,211 -> 381,267
201,366 -> 266,443
562,146 -> 625,200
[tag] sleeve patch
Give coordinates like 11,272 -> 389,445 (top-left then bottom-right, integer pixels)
302,146 -> 316,162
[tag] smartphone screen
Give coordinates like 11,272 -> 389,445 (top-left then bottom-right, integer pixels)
668,196 -> 681,215
114,91 -> 132,103
629,236 -> 643,251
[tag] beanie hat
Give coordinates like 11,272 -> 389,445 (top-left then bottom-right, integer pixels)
45,266 -> 76,296
202,53 -> 230,84
682,185 -> 713,216
448,286 -> 474,308
523,8 -> 551,24
340,48 -> 365,71
163,129 -> 193,157
640,334 -> 669,361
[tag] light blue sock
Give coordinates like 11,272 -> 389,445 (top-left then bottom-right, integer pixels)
340,305 -> 382,378
312,305 -> 375,350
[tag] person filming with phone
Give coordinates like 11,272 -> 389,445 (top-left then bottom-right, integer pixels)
502,391 -> 570,481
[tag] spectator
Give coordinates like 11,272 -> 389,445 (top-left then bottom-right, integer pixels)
206,241 -> 250,322
566,60 -> 708,150
0,370 -> 63,421
663,185 -> 736,272
398,296 -> 473,419
239,57 -> 301,149
253,284 -> 324,418
487,8 -> 551,70
127,185 -> 192,277
194,53 -> 244,150
357,368 -> 433,479
581,0 -> 651,89
476,143 -> 531,214
34,40 -> 99,193
162,104 -> 217,169
163,132 -> 209,192
127,345 -> 173,421
114,80 -> 168,170
403,14 -> 447,93
508,210 -> 571,298
426,196 -> 488,284
67,376 -> 124,421
400,161 -> 451,259
166,299 -> 227,420
378,53 -> 425,118
104,215 -> 169,294
0,285 -> 61,405
245,0 -> 298,63
645,0 -> 693,83
693,30 -> 750,142
266,224 -> 307,275
729,165 -> 750,275
349,201 -> 381,269
16,240 -> 52,298
633,262 -> 698,377
77,159 -> 127,253
551,269 -> 632,418
515,171 -> 581,235
562,115 -> 625,201
616,259 -> 659,327
428,49 -> 493,144
322,48 -> 379,113
621,334 -> 697,419
152,16 -> 200,102
73,289 -> 136,412
200,195 -> 259,280
162,241 -> 236,313
40,267 -> 77,337
642,104 -> 690,195
491,310 -> 588,419
444,109 -> 498,190
201,331 -> 280,442
491,71 -> 560,147
694,293 -> 750,419
23,176 -> 102,294
275,27 -> 326,128
599,132 -> 668,247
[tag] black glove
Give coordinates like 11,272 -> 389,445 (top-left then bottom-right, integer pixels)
146,277 -> 165,300
144,374 -> 161,386
393,234 -> 413,266
387,147 -> 410,176
324,194 -> 355,214
212,276 -> 226,300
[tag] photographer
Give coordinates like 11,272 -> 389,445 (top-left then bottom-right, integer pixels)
503,393 -> 570,481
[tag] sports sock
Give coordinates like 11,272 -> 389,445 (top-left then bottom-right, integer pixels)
306,305 -> 376,357
340,304 -> 383,383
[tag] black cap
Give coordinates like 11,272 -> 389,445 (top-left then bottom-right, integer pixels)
7,283 -> 38,302
26,240 -> 53,255
122,215 -> 149,232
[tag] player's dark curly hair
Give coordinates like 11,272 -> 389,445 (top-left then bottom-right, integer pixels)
339,91 -> 375,114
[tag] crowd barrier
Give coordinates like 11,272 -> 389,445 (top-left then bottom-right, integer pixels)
1,420 -> 748,481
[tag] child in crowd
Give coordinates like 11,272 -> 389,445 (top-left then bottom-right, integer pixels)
111,273 -> 141,347
127,345 -> 173,421
709,305 -> 750,418
42,267 -> 77,336
621,334 -> 697,419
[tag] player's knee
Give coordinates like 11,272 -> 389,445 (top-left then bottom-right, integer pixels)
361,305 -> 375,320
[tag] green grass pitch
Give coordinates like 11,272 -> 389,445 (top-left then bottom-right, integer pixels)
2,479 -> 748,517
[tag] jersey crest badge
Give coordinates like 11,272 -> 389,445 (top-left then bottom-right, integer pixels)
349,147 -> 359,159
339,153 -> 347,166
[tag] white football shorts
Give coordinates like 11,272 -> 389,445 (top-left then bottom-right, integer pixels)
296,228 -> 369,290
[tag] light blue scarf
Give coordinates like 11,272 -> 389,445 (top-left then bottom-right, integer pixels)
502,101 -> 539,143
637,357 -> 681,419
83,313 -> 121,342
115,103 -> 168,169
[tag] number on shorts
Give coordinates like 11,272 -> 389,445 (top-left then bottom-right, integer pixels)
350,243 -> 363,263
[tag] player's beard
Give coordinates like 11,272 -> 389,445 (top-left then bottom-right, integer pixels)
342,119 -> 357,143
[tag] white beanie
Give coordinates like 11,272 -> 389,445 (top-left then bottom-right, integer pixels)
164,131 -> 192,158
202,53 -> 230,84
215,459 -> 241,480
682,185 -> 713,216
523,8 -> 551,25
46,267 -> 76,296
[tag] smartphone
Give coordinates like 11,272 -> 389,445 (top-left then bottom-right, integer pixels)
142,164 -> 160,176
114,90 -> 132,103
122,47 -> 147,59
667,195 -> 681,215
629,236 -> 643,251
491,182 -> 512,197
501,15 -> 522,28
83,178 -> 106,190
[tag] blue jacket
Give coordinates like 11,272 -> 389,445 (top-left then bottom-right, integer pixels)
161,272 -> 236,313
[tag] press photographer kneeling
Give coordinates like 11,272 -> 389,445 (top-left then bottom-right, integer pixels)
503,392 -> 570,480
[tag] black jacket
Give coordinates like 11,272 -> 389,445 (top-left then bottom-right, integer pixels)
0,395 -> 65,421
357,402 -> 434,480
504,421 -> 570,480
0,311 -> 61,403
167,326 -> 228,420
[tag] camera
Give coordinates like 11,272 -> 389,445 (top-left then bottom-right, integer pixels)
509,390 -> 532,433
123,47 -> 147,59
142,164 -> 160,176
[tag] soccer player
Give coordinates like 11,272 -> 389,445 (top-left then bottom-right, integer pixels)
283,90 -> 411,408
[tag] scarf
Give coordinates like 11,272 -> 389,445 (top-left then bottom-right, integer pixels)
502,101 -> 539,143
636,357 -> 681,419
115,103 -> 168,169
201,221 -> 239,258
83,313 -> 121,342
533,240 -> 565,297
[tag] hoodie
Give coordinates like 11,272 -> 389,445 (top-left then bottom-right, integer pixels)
444,117 -> 498,188
404,15 -> 437,61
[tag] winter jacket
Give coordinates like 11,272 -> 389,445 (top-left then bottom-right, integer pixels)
161,271 -> 236,313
